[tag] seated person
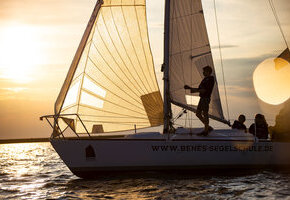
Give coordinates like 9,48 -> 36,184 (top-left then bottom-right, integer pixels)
249,114 -> 269,139
232,114 -> 247,132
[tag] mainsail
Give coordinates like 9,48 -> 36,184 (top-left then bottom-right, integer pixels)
165,0 -> 227,124
54,0 -> 163,134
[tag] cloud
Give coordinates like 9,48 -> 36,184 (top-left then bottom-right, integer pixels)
0,87 -> 27,100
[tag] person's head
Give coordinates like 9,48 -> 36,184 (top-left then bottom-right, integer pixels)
238,114 -> 246,123
202,66 -> 212,77
255,113 -> 265,124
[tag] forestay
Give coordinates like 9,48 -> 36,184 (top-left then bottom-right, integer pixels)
168,0 -> 226,123
54,0 -> 163,134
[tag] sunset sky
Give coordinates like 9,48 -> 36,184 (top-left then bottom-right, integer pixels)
0,0 -> 289,139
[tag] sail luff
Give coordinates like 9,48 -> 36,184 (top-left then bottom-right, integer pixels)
54,1 -> 103,115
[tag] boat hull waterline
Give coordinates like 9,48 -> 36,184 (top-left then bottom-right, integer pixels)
51,137 -> 290,177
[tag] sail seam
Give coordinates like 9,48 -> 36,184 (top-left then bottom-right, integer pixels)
120,4 -> 153,93
79,104 -> 147,119
78,96 -> 147,117
87,55 -> 145,107
81,120 -> 151,126
82,87 -> 145,112
107,7 -> 148,95
134,4 -> 158,91
94,27 -> 143,98
84,72 -> 144,109
97,12 -> 146,96
79,114 -> 160,120
91,37 -> 142,101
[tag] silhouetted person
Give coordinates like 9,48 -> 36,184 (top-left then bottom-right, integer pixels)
232,114 -> 247,132
249,114 -> 269,139
184,66 -> 215,136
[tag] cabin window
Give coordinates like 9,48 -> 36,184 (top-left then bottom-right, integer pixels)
85,145 -> 96,159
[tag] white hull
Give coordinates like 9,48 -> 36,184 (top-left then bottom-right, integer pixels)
51,130 -> 290,178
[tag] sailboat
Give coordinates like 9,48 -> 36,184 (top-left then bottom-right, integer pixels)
41,0 -> 290,178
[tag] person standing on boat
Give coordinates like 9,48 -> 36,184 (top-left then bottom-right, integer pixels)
184,66 -> 215,136
232,114 -> 247,132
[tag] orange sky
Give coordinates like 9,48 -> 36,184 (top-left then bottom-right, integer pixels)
0,0 -> 289,139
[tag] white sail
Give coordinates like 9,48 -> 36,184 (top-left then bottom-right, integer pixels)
167,0 -> 225,123
54,0 -> 163,134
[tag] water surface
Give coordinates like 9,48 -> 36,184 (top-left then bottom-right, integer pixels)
0,143 -> 290,199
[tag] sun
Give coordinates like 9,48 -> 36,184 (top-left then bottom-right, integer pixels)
253,58 -> 290,105
0,25 -> 44,83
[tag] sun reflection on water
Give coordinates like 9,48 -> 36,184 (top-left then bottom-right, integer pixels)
0,143 -> 72,198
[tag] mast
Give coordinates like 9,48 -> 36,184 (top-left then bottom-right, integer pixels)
163,0 -> 171,133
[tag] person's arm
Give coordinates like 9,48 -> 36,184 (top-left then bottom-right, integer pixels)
184,85 -> 204,93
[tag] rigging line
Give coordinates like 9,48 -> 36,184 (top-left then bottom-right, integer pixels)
213,0 -> 230,121
87,55 -> 145,107
84,72 -> 144,109
79,104 -> 148,119
82,87 -> 145,112
268,0 -> 289,49
170,45 -> 210,57
134,4 -> 158,91
98,12 -> 146,96
120,4 -> 154,93
69,71 -> 86,84
171,11 -> 204,20
106,8 -> 149,95
92,30 -> 143,100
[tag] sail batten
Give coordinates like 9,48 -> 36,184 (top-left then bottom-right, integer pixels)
55,0 -> 163,134
168,0 -> 226,123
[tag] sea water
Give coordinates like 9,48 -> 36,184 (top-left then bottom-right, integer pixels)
0,143 -> 290,199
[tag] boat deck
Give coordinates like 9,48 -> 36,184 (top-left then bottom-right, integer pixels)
56,128 -> 271,142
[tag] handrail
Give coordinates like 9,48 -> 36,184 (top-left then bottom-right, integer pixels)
40,113 -> 90,138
